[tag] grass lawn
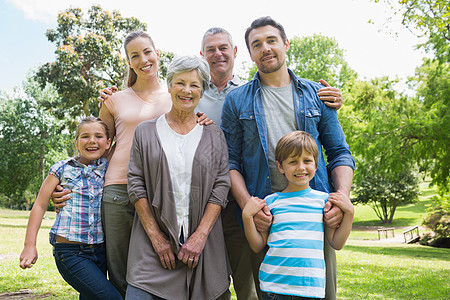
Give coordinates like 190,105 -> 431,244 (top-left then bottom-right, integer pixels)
1,182 -> 449,299
337,240 -> 450,299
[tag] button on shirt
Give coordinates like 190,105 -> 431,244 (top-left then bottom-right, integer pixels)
49,157 -> 108,245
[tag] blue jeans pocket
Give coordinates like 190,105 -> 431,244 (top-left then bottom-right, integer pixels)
53,247 -> 79,262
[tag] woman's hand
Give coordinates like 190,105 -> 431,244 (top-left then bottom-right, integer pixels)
19,246 -> 38,269
177,231 -> 208,269
317,79 -> 343,110
151,232 -> 177,270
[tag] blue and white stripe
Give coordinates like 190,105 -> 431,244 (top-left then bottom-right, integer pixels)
259,187 -> 328,298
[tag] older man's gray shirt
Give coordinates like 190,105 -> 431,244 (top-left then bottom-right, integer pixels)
196,76 -> 244,127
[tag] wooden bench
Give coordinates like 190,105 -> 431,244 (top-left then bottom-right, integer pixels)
403,225 -> 420,243
377,227 -> 395,240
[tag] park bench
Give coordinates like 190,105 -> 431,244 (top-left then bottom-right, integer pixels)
377,227 -> 395,240
403,225 -> 420,243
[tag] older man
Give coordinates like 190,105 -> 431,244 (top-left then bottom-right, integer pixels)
221,17 -> 355,300
197,28 -> 261,300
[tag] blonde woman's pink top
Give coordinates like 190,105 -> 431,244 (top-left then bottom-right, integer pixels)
102,87 -> 172,186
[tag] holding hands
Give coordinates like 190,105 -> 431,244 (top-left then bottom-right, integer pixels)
243,197 -> 267,219
243,197 -> 272,232
327,190 -> 354,216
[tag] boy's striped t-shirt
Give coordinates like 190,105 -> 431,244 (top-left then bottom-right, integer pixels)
259,187 -> 328,298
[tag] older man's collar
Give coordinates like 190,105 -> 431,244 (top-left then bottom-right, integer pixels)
229,75 -> 241,86
208,75 -> 241,88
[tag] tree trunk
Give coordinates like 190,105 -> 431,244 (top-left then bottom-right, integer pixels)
388,205 -> 397,224
83,100 -> 91,116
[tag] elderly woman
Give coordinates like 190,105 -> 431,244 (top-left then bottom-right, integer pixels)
126,55 -> 231,300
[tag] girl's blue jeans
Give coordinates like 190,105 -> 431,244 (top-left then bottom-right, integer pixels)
53,242 -> 122,300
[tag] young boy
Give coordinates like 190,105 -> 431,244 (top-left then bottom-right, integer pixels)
242,131 -> 354,300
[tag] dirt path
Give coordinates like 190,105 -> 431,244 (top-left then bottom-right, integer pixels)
0,290 -> 52,299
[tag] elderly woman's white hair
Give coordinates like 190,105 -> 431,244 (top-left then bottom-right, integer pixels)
166,55 -> 210,96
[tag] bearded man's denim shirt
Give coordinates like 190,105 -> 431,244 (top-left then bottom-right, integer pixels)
221,69 -> 355,199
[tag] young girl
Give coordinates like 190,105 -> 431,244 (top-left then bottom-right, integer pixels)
19,117 -> 122,300
243,131 -> 354,300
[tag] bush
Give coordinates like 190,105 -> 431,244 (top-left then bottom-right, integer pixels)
422,192 -> 450,247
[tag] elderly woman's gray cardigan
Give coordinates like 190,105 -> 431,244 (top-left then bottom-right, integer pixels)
127,119 -> 231,300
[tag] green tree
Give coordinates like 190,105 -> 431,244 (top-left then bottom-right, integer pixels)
286,35 -> 357,88
340,77 -> 421,173
340,77 -> 422,222
410,59 -> 450,189
158,51 -> 175,81
35,5 -> 147,127
247,34 -> 357,87
0,74 -> 70,209
353,163 -> 419,224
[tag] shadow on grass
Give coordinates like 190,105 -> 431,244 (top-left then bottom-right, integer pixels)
353,217 -> 417,227
344,244 -> 450,261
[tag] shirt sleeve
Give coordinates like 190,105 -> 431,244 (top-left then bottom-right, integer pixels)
221,92 -> 243,173
318,100 -> 355,173
127,124 -> 148,204
48,160 -> 65,181
206,128 -> 231,208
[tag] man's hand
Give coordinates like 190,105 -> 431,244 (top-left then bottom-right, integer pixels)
51,185 -> 71,212
97,86 -> 119,107
196,112 -> 215,125
253,205 -> 273,232
317,79 -> 343,110
323,194 -> 344,229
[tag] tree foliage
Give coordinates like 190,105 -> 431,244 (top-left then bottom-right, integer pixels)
409,59 -> 450,189
340,77 -> 421,173
0,74 -> 71,209
35,5 -> 147,127
247,34 -> 357,87
286,35 -> 357,88
375,0 -> 449,61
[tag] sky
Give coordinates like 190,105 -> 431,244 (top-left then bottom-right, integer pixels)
0,0 -> 428,92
